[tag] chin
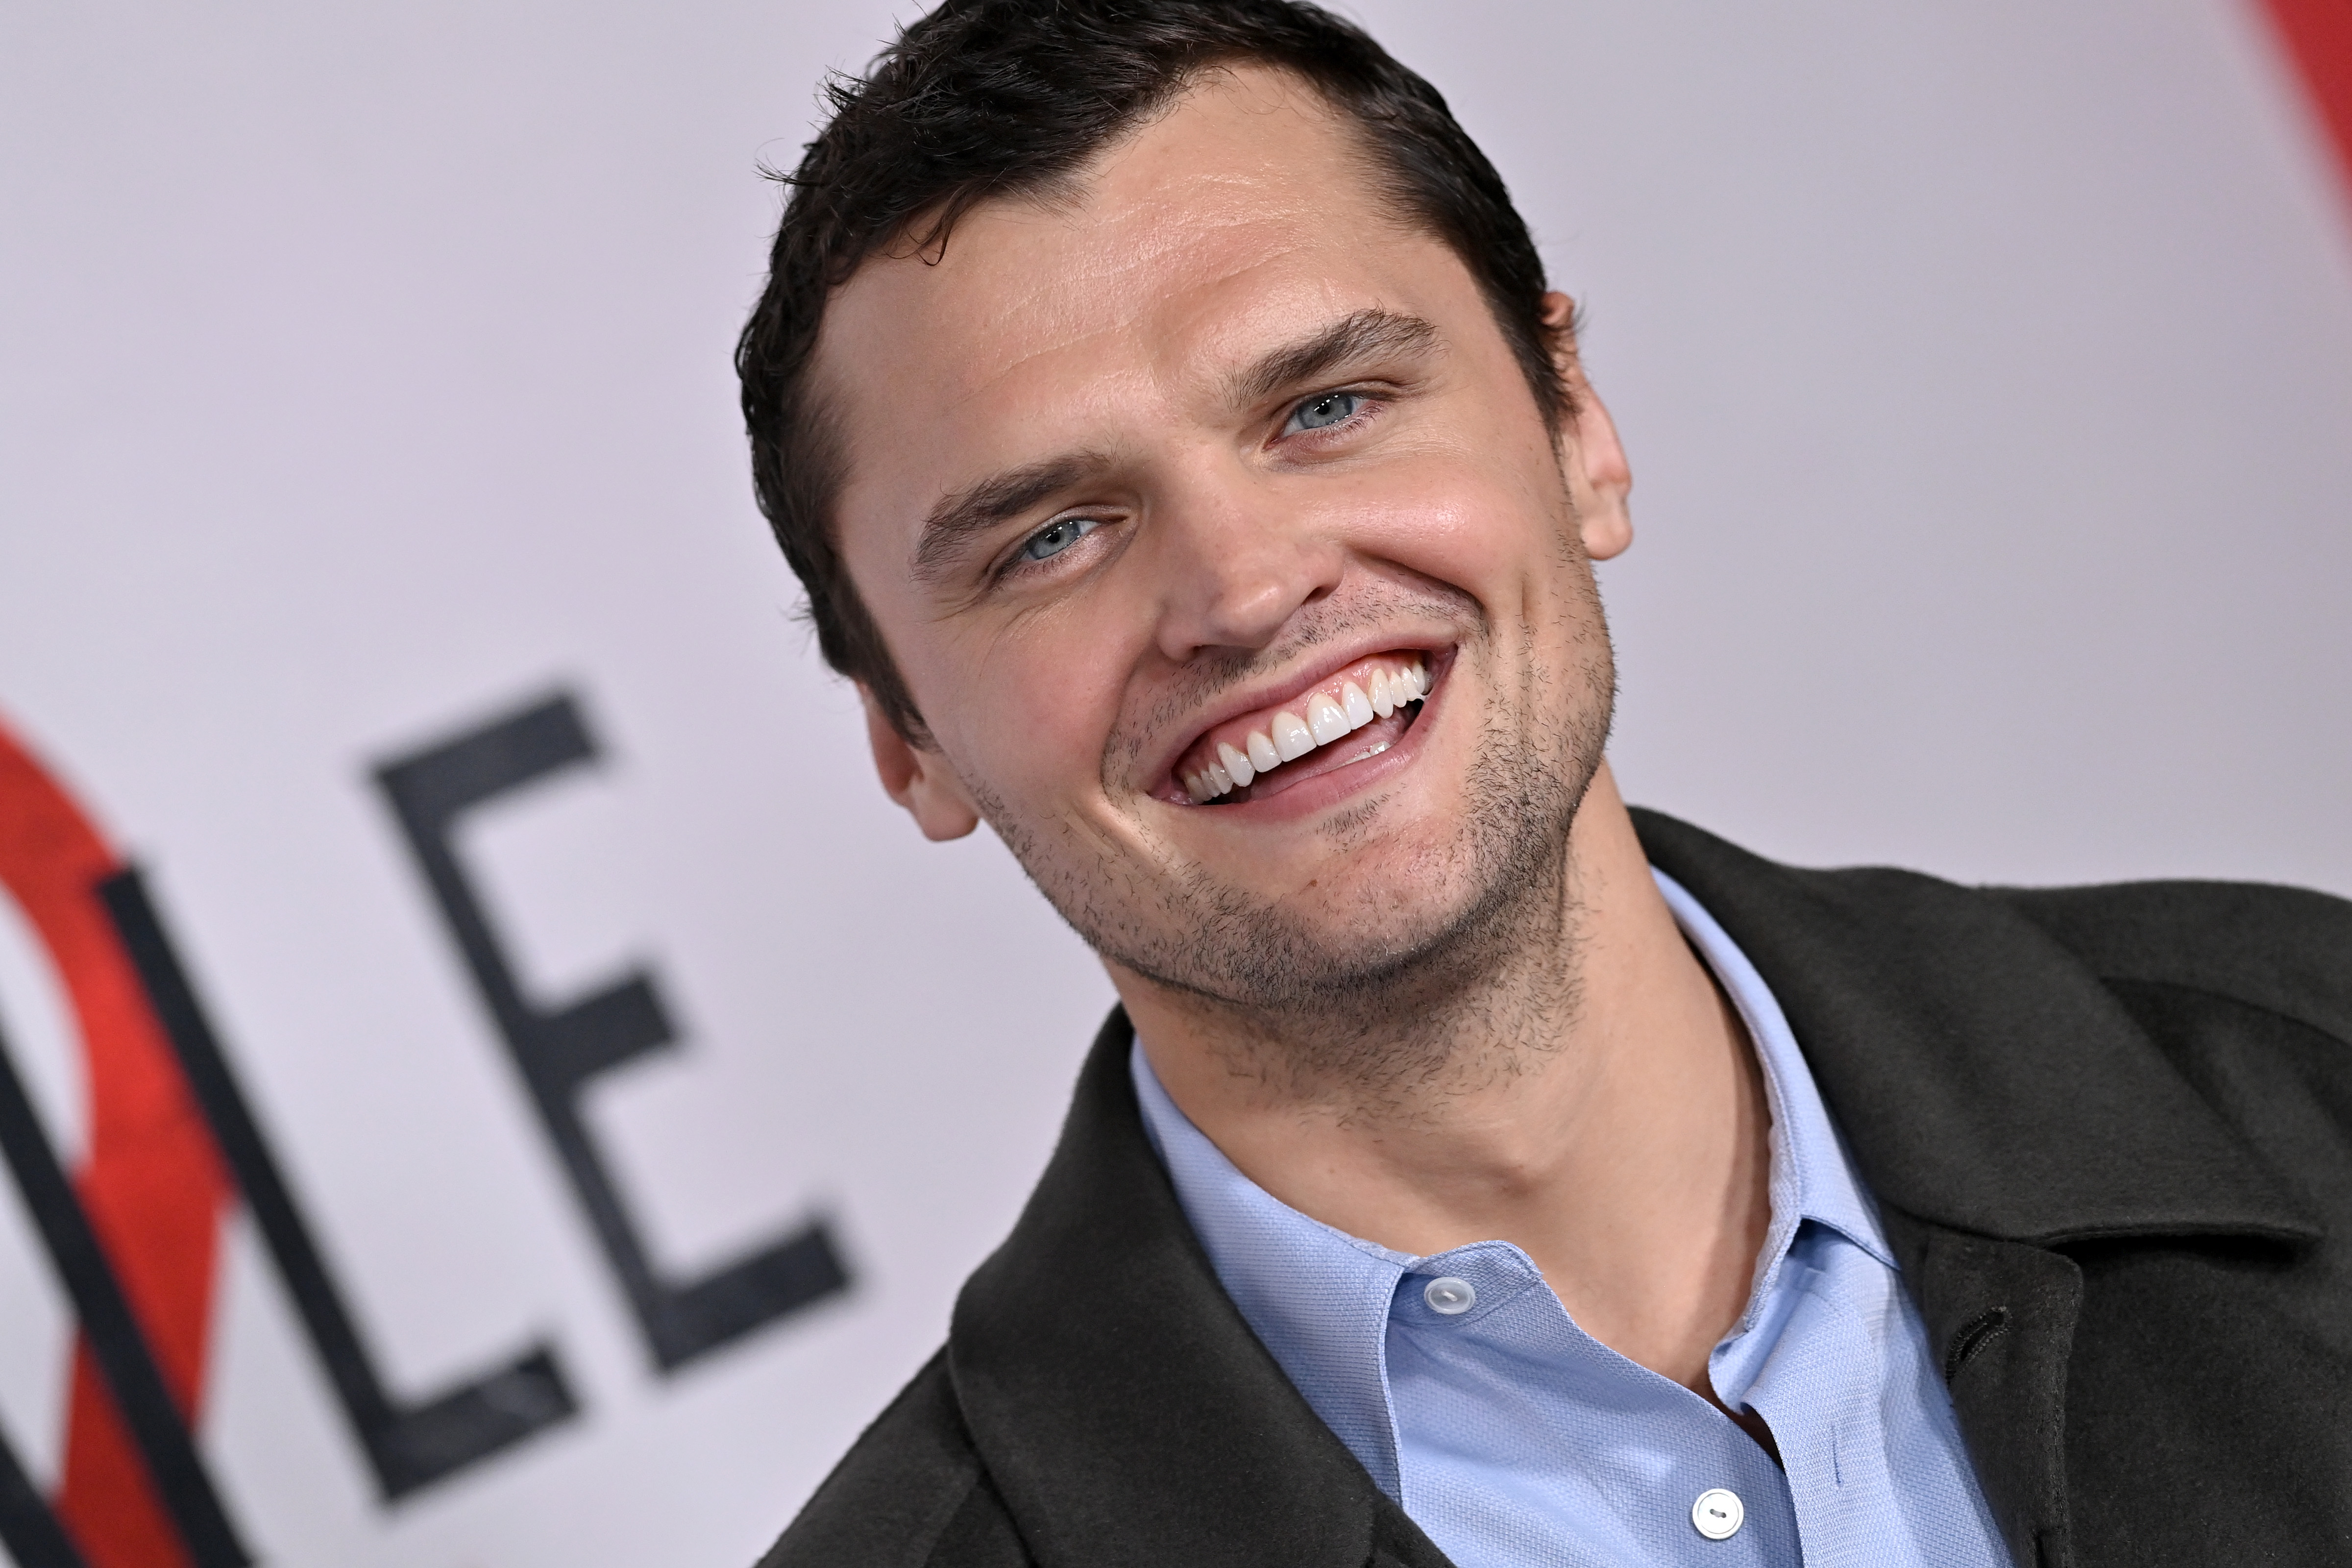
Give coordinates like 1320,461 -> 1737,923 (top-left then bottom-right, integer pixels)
1111,799 -> 1570,1014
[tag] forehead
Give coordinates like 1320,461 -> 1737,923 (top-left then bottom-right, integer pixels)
817,66 -> 1447,529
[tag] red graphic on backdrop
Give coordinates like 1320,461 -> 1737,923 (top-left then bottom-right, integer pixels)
0,688 -> 841,1562
2258,0 -> 2352,198
0,718 -> 230,1568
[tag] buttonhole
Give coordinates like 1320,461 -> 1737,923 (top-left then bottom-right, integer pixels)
1943,1306 -> 2010,1382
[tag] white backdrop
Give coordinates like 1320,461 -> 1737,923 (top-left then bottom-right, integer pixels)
0,2 -> 2346,1565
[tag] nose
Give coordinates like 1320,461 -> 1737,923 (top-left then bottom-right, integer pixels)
1149,458 -> 1344,662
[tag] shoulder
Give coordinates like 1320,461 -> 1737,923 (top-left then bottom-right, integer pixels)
756,1348 -> 1030,1568
1986,877 -> 2352,1045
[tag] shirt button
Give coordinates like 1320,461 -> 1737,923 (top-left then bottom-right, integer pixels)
1422,1276 -> 1476,1315
1690,1488 -> 1744,1541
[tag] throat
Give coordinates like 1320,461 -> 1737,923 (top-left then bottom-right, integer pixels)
1122,775 -> 1778,1404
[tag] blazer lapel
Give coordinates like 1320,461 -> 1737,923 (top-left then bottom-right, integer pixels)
1879,1214 -> 2083,1568
948,1010 -> 1452,1568
1633,808 -> 2318,1568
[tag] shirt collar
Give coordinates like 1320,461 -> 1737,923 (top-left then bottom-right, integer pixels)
1652,867 -> 1893,1272
1130,1040 -> 1414,1497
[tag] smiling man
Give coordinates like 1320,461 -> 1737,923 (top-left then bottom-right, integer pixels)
739,4 -> 2352,1566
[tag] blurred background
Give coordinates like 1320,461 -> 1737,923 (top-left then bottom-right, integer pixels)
0,1 -> 2346,1564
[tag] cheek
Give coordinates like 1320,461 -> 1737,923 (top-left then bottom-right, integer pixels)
913,599 -> 1137,813
1336,452 -> 1562,601
834,518 -> 1125,811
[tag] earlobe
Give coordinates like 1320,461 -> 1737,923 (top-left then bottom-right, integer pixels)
861,687 -> 981,842
1539,292 -> 1634,564
1571,394 -> 1634,562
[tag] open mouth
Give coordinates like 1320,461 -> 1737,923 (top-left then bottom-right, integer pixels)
1167,650 -> 1439,807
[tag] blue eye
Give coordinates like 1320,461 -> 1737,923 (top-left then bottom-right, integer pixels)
1020,515 -> 1099,563
1284,390 -> 1364,434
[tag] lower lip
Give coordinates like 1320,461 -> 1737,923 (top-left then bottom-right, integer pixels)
1186,670 -> 1445,824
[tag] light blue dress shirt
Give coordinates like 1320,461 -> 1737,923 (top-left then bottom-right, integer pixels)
1131,869 -> 2010,1568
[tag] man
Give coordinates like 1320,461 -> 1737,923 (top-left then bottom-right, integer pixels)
737,2 -> 2352,1564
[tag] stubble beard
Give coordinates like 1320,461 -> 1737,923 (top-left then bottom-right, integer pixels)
985,574 -> 1619,1116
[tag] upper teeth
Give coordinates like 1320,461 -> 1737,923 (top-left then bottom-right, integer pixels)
1182,660 -> 1428,803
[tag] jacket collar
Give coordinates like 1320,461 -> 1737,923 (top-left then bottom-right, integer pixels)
1631,808 -> 2316,1247
948,1008 -> 1447,1568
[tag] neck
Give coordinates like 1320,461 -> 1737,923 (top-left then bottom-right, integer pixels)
1114,764 -> 1772,1394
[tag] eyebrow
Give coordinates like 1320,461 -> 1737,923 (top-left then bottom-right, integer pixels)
907,309 -> 1441,587
1227,307 -> 1441,408
912,450 -> 1113,586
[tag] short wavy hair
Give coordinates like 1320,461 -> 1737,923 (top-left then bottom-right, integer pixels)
737,0 -> 1565,742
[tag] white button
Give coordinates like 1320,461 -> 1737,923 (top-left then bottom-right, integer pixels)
1690,1488 -> 1744,1541
1422,1276 -> 1476,1315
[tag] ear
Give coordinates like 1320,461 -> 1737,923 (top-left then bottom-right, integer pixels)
1541,292 -> 1633,563
861,686 -> 981,841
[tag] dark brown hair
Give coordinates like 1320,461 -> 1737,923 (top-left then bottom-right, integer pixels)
737,0 -> 1565,742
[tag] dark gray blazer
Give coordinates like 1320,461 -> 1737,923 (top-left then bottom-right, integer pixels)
761,809 -> 2352,1568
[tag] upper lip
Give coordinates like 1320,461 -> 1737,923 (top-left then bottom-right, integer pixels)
1140,634 -> 1453,794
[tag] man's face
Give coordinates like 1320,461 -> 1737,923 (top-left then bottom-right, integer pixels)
820,67 -> 1630,1016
